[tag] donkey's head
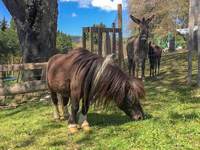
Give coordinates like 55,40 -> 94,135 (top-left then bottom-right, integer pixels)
130,15 -> 154,43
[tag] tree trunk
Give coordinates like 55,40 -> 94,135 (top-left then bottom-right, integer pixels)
187,0 -> 196,86
2,0 -> 58,81
197,0 -> 200,86
169,37 -> 175,52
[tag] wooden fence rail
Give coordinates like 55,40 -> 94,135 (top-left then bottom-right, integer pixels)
0,62 -> 48,96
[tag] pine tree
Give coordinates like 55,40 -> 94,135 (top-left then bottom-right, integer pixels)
0,17 -> 8,31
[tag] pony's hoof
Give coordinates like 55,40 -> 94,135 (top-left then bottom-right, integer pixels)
69,127 -> 79,134
55,118 -> 61,122
82,125 -> 91,131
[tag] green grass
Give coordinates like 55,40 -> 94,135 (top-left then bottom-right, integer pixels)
0,50 -> 200,150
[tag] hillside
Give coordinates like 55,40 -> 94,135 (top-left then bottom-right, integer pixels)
0,50 -> 200,150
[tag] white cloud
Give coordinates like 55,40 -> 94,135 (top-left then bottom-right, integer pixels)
60,0 -> 127,11
71,13 -> 77,17
92,0 -> 127,11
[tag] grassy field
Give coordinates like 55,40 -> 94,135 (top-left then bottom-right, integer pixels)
0,50 -> 200,150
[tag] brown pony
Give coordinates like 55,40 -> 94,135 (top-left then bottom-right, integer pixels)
148,42 -> 162,76
126,15 -> 154,81
46,48 -> 146,133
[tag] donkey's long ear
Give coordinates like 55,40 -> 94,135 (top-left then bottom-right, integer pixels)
130,15 -> 141,24
149,41 -> 151,45
146,15 -> 155,23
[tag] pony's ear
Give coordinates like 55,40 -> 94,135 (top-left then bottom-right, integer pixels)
146,15 -> 155,23
130,15 -> 141,24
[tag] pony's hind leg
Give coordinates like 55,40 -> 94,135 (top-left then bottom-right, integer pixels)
61,96 -> 70,120
78,104 -> 90,131
49,89 -> 60,122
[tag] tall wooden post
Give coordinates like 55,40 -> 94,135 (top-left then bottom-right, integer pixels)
187,0 -> 196,86
106,29 -> 111,55
82,28 -> 86,49
197,0 -> 200,86
0,59 -> 3,87
89,27 -> 94,52
118,4 -> 124,68
98,28 -> 102,56
0,58 -> 5,105
112,23 -> 116,58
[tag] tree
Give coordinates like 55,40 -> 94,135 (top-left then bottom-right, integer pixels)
0,17 -> 8,31
2,0 -> 58,81
0,17 -> 20,65
127,0 -> 189,39
187,0 -> 196,86
86,22 -> 106,44
56,30 -> 73,53
10,17 -> 17,30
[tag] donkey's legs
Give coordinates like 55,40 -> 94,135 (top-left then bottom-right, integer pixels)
61,96 -> 70,120
154,61 -> 158,76
68,96 -> 79,133
135,59 -> 139,78
133,60 -> 135,76
49,89 -> 60,122
141,58 -> 146,81
150,63 -> 152,77
78,104 -> 90,131
128,58 -> 133,75
158,59 -> 161,75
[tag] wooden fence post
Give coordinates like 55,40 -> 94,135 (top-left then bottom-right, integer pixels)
112,23 -> 116,58
118,4 -> 124,69
0,66 -> 3,87
103,35 -> 107,57
98,28 -> 102,56
82,28 -> 86,49
106,29 -> 111,55
89,27 -> 94,52
0,59 -> 5,105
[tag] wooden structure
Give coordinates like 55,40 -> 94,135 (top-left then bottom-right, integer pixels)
0,4 -> 125,97
82,4 -> 124,68
0,62 -> 48,96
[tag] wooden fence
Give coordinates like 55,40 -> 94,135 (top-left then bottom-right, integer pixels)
0,62 -> 48,96
82,4 -> 124,68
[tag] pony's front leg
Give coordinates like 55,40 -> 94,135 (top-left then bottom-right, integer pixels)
78,104 -> 90,131
142,58 -> 146,81
68,97 -> 79,133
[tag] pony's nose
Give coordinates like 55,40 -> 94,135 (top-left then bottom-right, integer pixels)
132,115 -> 143,121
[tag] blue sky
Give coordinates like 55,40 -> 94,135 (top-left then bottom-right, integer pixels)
0,0 -> 129,36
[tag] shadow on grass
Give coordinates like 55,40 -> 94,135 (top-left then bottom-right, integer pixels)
169,111 -> 199,120
0,102 -> 51,119
87,112 -> 153,127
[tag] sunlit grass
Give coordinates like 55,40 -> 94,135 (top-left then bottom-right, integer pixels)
0,50 -> 200,150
